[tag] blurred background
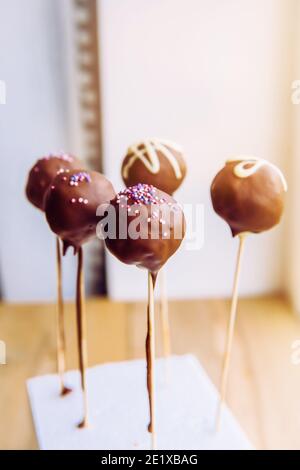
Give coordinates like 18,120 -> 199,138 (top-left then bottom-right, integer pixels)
1,0 -> 300,450
0,0 -> 299,305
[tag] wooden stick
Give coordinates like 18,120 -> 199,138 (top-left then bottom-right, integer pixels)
55,237 -> 71,396
146,271 -> 157,450
160,268 -> 171,360
76,247 -> 89,428
215,233 -> 247,431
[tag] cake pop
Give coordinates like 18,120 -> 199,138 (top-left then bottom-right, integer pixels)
211,157 -> 287,236
25,152 -> 81,396
210,156 -> 287,430
45,168 -> 115,427
104,183 -> 186,448
121,139 -> 187,365
45,170 -> 115,254
121,139 -> 186,196
26,152 -> 81,211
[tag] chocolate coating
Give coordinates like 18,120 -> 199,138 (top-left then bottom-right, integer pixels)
45,169 -> 116,253
104,184 -> 186,273
210,159 -> 286,236
121,139 -> 187,195
26,153 -> 82,211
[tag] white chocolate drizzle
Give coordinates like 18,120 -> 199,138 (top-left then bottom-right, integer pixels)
226,156 -> 287,192
122,139 -> 183,180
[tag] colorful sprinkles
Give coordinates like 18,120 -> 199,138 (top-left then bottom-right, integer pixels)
116,184 -> 168,222
69,172 -> 91,186
67,172 -> 91,204
116,184 -> 164,206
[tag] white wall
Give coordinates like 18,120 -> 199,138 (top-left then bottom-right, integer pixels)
99,0 -> 293,300
0,0 -> 77,302
286,1 -> 300,312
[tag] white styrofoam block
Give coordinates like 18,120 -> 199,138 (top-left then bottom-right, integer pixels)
27,355 -> 252,450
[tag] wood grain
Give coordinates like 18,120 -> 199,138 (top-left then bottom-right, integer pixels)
0,296 -> 299,450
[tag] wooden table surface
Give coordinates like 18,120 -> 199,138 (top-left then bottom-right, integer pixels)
0,296 -> 300,450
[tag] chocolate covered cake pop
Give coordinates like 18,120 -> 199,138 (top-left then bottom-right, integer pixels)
45,169 -> 116,254
121,139 -> 187,195
211,157 -> 287,236
121,140 -> 187,367
104,184 -> 186,275
45,168 -> 115,428
26,152 -> 81,397
210,156 -> 287,430
26,152 -> 81,211
103,183 -> 185,447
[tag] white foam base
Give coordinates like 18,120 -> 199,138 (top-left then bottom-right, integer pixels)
27,355 -> 252,450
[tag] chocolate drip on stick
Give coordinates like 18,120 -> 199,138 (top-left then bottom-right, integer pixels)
55,237 -> 72,396
121,141 -> 187,369
146,271 -> 157,448
76,247 -> 89,428
26,153 -> 82,398
104,184 -> 185,446
45,168 -> 115,426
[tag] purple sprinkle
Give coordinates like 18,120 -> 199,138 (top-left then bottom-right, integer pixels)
69,171 -> 91,186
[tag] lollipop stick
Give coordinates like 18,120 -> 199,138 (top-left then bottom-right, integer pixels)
215,233 -> 247,431
160,268 -> 171,374
146,271 -> 157,450
76,247 -> 89,428
55,237 -> 71,396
